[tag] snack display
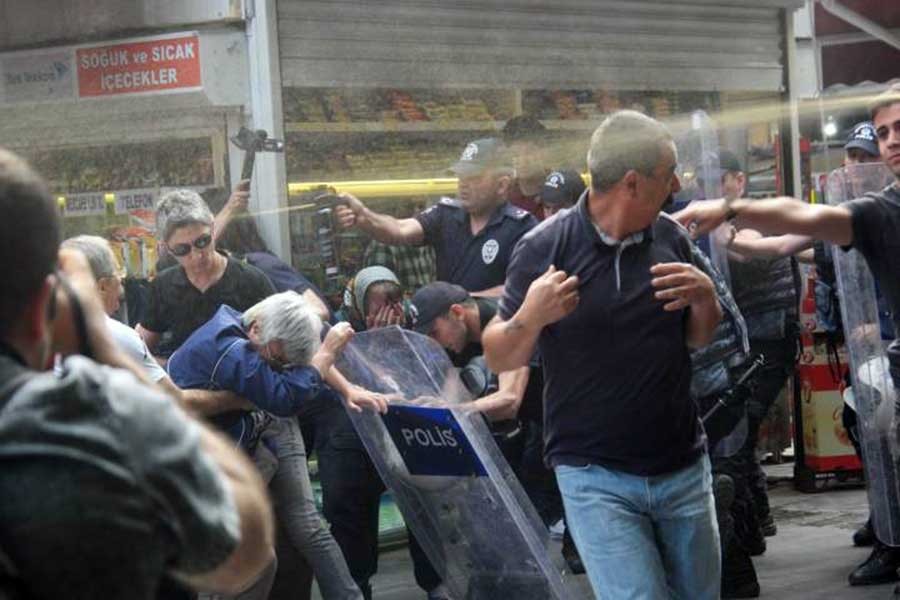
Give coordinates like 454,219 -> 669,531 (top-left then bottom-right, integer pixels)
286,135 -> 464,181
523,89 -> 717,121
283,88 -> 512,125
21,138 -> 214,194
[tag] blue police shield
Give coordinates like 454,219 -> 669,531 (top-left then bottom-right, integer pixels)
334,326 -> 585,599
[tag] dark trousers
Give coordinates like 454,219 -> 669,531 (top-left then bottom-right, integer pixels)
314,405 -> 441,598
738,336 -> 797,522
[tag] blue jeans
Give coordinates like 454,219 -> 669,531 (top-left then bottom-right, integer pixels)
556,454 -> 720,600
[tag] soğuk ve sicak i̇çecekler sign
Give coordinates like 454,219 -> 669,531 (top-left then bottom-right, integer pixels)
76,33 -> 201,97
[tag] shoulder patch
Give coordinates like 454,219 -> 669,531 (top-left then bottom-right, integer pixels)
503,204 -> 531,221
438,196 -> 462,208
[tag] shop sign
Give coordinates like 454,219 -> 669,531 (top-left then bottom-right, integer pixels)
115,188 -> 158,215
0,50 -> 75,104
76,33 -> 201,98
64,193 -> 107,217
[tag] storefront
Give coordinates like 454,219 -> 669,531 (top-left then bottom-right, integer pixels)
274,0 -> 804,289
0,5 -> 250,285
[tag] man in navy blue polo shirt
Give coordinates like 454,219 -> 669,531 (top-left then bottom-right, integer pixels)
334,138 -> 537,296
483,110 -> 723,599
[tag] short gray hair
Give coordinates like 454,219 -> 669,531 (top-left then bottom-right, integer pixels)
155,189 -> 213,242
61,235 -> 120,280
587,110 -> 674,192
243,291 -> 323,365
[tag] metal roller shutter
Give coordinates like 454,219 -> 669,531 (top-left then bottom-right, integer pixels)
278,0 -> 803,92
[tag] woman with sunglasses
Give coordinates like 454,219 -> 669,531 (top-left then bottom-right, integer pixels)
136,189 -> 275,363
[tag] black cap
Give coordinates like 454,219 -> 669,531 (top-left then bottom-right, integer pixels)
845,121 -> 879,157
408,282 -> 470,334
540,169 -> 587,208
717,150 -> 743,174
448,138 -> 509,177
501,115 -> 546,143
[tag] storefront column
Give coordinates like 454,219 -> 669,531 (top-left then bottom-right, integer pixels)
243,0 -> 290,261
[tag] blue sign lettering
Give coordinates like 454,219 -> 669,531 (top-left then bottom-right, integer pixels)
381,405 -> 487,478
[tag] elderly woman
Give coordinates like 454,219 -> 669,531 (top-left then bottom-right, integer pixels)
137,189 -> 275,361
168,291 -> 387,600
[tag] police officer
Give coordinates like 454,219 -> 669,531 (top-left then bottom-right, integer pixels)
539,169 -> 587,218
409,281 -> 580,573
335,138 -> 538,296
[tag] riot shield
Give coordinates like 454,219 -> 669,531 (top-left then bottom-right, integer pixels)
334,326 -> 585,599
675,110 -> 731,285
826,163 -> 899,545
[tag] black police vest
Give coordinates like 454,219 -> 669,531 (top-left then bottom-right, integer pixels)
729,255 -> 800,323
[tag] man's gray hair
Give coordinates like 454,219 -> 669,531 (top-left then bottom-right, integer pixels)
587,110 -> 675,192
61,235 -> 119,280
155,189 -> 214,242
243,291 -> 323,366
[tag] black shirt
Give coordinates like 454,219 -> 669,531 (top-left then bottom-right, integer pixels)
846,183 -> 900,387
453,297 -> 544,423
142,254 -> 275,352
500,194 -> 705,476
453,297 -> 499,368
415,198 -> 537,292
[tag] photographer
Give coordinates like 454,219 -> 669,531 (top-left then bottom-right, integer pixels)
0,147 -> 274,599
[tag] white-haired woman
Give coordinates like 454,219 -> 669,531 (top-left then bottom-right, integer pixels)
167,291 -> 388,600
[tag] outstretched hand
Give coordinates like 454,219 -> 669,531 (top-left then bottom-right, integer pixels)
334,193 -> 366,230
671,199 -> 730,239
344,385 -> 392,414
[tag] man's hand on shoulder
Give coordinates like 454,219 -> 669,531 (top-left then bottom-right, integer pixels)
650,262 -> 717,312
519,265 -> 580,328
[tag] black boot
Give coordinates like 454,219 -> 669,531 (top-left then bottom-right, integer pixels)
853,517 -> 875,547
759,514 -> 777,537
561,528 -> 585,575
848,541 -> 900,586
716,474 -> 761,598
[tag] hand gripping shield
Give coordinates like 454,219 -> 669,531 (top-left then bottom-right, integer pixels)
826,163 -> 899,545
334,326 -> 586,599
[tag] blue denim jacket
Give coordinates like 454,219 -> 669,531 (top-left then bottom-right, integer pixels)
167,305 -> 325,448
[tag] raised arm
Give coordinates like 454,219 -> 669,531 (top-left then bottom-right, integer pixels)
673,198 -> 853,247
728,228 -> 814,262
334,192 -> 425,245
483,265 -> 579,373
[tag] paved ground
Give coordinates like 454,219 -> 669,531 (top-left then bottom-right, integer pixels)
315,463 -> 899,599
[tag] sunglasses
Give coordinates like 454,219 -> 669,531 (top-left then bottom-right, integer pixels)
167,233 -> 212,257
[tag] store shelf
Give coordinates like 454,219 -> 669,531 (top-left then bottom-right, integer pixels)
285,119 -> 605,133
286,120 -> 503,133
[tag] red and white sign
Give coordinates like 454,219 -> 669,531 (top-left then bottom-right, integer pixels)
76,34 -> 201,98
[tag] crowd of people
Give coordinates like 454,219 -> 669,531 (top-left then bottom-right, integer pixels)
1,84 -> 899,600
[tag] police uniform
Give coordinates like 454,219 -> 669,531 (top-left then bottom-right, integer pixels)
415,197 -> 537,292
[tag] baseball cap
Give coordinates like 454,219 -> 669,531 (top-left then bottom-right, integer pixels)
408,281 -> 470,334
540,169 -> 587,208
717,150 -> 743,174
844,121 -> 879,157
448,138 -> 509,177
